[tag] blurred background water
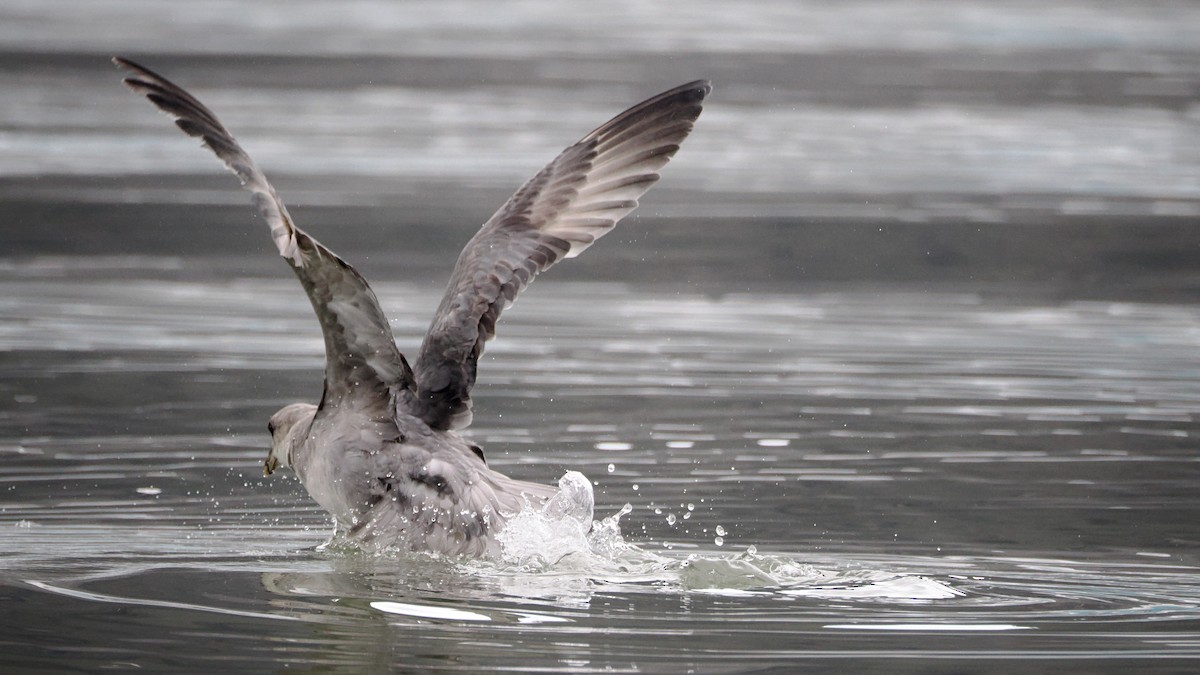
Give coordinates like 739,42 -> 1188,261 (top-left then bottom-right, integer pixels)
1,0 -> 1199,671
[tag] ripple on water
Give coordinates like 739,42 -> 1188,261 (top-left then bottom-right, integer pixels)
4,280 -> 1200,667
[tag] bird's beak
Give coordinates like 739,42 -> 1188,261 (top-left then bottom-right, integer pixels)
264,455 -> 278,477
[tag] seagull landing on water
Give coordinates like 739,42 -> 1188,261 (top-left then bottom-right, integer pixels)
115,57 -> 709,557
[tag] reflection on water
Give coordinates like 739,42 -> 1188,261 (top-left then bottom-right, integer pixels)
2,269 -> 1199,668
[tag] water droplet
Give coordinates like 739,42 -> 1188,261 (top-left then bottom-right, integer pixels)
607,463 -> 615,473
686,503 -> 695,511
683,512 -> 691,520
715,525 -> 727,536
631,484 -> 639,491
666,513 -> 677,526
714,536 -> 724,546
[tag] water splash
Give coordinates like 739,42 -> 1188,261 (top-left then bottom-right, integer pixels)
489,471 -> 960,599
497,471 -> 596,568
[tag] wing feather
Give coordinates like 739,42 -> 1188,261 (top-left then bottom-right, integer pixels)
411,80 -> 710,430
114,57 -> 413,409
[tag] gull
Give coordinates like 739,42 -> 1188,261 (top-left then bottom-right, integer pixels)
114,57 -> 709,557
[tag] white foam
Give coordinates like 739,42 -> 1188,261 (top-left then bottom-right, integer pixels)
492,472 -> 964,601
497,471 -> 597,568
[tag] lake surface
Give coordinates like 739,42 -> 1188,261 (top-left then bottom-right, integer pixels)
4,269 -> 1200,670
2,0 -> 1200,671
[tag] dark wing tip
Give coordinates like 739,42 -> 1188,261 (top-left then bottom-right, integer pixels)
114,57 -> 176,97
586,79 -> 712,144
648,80 -> 713,109
113,55 -> 147,77
114,56 -> 144,91
114,57 -> 190,99
652,79 -> 712,100
679,79 -> 713,99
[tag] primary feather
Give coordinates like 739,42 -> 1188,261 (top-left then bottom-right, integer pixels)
413,80 -> 710,430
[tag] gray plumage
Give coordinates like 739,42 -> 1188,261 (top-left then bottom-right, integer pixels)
115,57 -> 709,556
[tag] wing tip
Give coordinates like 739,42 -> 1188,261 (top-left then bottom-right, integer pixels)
113,56 -> 144,91
682,79 -> 713,99
589,79 -> 711,144
114,57 -> 174,100
112,55 -> 146,78
659,79 -> 713,107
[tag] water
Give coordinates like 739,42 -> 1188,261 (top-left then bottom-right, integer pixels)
3,0 -> 1200,671
4,271 -> 1199,669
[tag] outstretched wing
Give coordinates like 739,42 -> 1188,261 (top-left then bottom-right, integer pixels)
115,57 -> 413,410
412,80 -> 710,430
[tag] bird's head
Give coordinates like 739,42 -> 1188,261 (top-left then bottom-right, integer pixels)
264,402 -> 317,476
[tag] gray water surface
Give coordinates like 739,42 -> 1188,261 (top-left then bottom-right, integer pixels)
2,0 -> 1200,671
3,268 -> 1199,670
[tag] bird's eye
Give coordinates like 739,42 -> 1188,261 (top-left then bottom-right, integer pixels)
267,421 -> 277,435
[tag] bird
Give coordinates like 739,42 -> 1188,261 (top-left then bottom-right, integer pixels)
114,57 -> 709,557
